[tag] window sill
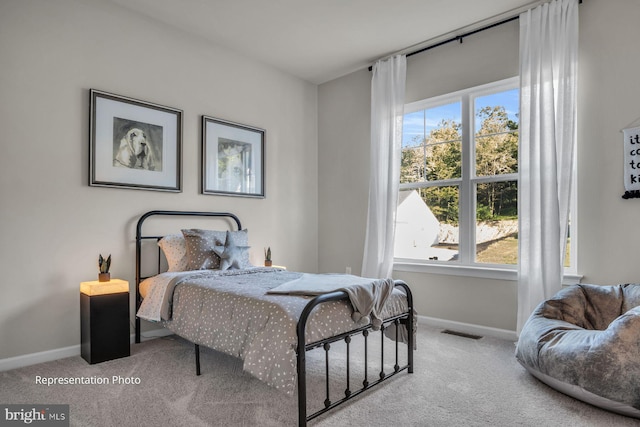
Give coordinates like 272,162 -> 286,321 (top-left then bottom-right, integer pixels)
393,260 -> 582,285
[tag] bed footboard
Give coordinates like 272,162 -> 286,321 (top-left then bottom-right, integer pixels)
296,280 -> 414,426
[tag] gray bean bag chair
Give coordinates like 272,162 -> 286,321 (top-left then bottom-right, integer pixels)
516,283 -> 640,418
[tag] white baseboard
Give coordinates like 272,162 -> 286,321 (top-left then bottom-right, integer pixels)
418,315 -> 517,341
134,327 -> 173,342
0,344 -> 80,372
0,328 -> 173,372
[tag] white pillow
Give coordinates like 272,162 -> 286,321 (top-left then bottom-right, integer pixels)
158,234 -> 188,272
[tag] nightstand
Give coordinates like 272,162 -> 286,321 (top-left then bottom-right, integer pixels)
80,279 -> 130,364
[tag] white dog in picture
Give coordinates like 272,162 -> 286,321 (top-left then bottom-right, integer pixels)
114,128 -> 156,170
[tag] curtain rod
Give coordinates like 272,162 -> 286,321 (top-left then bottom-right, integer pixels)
407,14 -> 519,59
367,15 -> 517,71
369,0 -> 582,71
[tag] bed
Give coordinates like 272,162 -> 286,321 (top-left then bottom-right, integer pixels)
134,210 -> 415,426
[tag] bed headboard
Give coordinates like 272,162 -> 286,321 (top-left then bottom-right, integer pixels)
134,210 -> 242,343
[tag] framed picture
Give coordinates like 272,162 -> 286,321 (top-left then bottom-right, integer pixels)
202,116 -> 265,198
89,89 -> 182,192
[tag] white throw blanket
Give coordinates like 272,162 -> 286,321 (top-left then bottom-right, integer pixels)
267,273 -> 395,330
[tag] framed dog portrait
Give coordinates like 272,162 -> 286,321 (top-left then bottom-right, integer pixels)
202,116 -> 265,198
89,89 -> 182,192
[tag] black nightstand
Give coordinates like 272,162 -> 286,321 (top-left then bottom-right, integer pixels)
80,279 -> 130,364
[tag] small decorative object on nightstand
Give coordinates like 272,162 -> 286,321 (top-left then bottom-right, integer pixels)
264,247 -> 272,267
80,278 -> 130,364
98,254 -> 111,282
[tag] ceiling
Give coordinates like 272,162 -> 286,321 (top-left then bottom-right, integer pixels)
108,0 -> 539,84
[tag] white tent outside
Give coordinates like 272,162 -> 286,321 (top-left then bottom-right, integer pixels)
394,190 -> 458,261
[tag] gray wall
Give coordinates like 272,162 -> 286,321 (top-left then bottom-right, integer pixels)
318,0 -> 640,331
0,0 -> 318,360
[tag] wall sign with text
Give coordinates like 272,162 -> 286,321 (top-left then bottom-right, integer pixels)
623,126 -> 640,199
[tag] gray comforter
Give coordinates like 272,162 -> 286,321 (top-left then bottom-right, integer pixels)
137,268 -> 410,394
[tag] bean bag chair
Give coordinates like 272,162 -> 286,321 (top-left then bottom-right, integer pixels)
516,283 -> 640,418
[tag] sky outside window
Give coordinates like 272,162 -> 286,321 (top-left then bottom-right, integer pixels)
402,103 -> 461,147
403,90 -> 519,146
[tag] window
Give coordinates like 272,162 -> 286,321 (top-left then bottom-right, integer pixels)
395,78 -> 521,272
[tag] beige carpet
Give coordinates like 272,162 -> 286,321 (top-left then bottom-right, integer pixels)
0,325 -> 637,426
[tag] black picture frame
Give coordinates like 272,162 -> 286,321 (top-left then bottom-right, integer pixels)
201,116 -> 265,198
89,89 -> 182,192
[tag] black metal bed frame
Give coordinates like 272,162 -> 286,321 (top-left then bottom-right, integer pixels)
134,210 -> 414,426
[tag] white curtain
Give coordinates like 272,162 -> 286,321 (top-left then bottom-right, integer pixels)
518,0 -> 579,333
361,55 -> 406,279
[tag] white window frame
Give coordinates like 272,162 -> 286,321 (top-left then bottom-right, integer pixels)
394,77 -> 579,283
